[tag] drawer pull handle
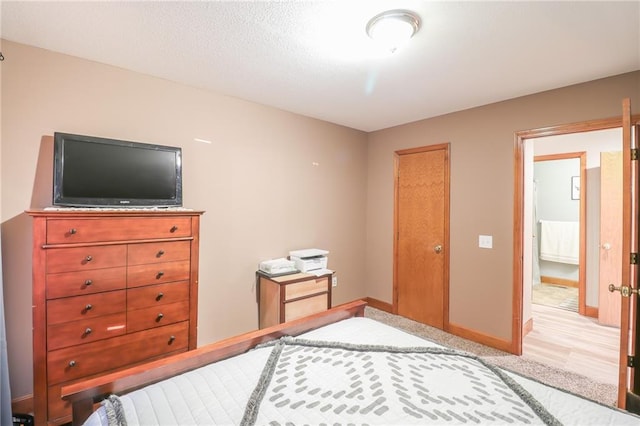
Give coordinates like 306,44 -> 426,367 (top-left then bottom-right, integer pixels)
69,228 -> 77,235
170,226 -> 178,233
156,313 -> 164,321
157,250 -> 165,257
85,255 -> 93,262
156,271 -> 165,279
84,279 -> 93,286
84,327 -> 92,335
168,335 -> 176,344
68,360 -> 76,368
156,292 -> 164,301
84,304 -> 93,311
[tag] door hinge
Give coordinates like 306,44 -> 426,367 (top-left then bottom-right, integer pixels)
632,253 -> 639,265
632,148 -> 639,161
628,355 -> 636,368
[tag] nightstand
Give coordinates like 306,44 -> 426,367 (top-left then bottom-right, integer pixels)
257,271 -> 332,328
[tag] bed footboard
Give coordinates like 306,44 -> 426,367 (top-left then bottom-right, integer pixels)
61,299 -> 366,425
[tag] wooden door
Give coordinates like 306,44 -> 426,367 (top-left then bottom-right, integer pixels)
599,151 -> 623,327
393,144 -> 449,329
612,98 -> 640,413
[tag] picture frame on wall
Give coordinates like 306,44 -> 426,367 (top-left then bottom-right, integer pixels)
571,175 -> 580,200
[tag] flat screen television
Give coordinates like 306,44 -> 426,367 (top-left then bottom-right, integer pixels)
53,132 -> 183,208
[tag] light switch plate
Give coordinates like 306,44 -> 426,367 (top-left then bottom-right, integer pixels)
479,235 -> 493,249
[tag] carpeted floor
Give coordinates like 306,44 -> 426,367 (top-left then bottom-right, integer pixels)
364,306 -> 617,407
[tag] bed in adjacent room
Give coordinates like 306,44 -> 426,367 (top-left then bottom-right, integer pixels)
63,301 -> 639,425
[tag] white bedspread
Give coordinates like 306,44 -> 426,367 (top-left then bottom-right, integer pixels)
85,317 -> 640,425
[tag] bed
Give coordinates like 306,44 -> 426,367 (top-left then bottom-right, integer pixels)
62,300 -> 640,425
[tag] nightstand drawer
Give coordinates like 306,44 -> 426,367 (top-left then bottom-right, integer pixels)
46,267 -> 126,299
47,291 -> 126,325
127,301 -> 190,333
284,277 -> 329,301
46,217 -> 193,244
128,241 -> 191,265
47,313 -> 126,350
284,293 -> 328,322
47,321 -> 189,385
127,281 -> 189,310
127,260 -> 190,288
47,245 -> 126,274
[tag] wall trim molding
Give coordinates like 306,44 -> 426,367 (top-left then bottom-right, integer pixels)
363,297 -> 393,313
585,305 -> 599,318
362,297 -> 514,354
523,317 -> 534,336
447,323 -> 514,353
12,393 -> 33,416
540,275 -> 579,288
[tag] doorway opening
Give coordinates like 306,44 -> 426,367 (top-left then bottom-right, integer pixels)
532,153 -> 585,314
514,123 -> 624,385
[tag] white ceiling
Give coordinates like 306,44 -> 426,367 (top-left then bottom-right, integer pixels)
2,1 -> 639,132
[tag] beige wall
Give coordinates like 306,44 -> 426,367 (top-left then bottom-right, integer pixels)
366,71 -> 640,341
0,40 -> 368,399
2,38 -> 639,402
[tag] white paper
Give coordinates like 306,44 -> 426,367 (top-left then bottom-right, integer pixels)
308,268 -> 333,276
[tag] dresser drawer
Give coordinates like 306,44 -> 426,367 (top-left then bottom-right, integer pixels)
128,241 -> 191,265
47,321 -> 189,385
127,301 -> 190,333
47,245 -> 126,274
284,293 -> 328,322
47,291 -> 126,325
284,277 -> 329,301
47,313 -> 126,350
127,281 -> 189,310
127,260 -> 190,288
46,217 -> 193,244
46,267 -> 126,299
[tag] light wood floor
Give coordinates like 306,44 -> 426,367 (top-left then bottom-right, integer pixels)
523,303 -> 620,385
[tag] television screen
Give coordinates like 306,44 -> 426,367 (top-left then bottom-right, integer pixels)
53,133 -> 182,207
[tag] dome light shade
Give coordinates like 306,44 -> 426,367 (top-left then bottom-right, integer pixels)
366,9 -> 421,52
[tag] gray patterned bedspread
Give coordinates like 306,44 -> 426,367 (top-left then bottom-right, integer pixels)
240,337 -> 561,425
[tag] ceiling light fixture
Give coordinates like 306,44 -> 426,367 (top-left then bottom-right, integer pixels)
366,9 -> 421,53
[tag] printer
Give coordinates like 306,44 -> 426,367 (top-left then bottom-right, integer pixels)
289,248 -> 329,272
258,258 -> 297,275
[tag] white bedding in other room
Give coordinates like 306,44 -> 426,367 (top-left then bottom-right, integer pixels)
84,317 -> 640,425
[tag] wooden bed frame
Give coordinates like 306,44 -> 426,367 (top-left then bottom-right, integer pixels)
61,300 -> 367,425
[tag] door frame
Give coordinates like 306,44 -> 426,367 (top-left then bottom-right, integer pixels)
392,143 -> 451,331
619,98 -> 636,409
513,116 -> 636,355
533,152 -> 587,315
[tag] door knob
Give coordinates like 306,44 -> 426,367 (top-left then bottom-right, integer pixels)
434,245 -> 443,254
608,283 -> 639,297
602,243 -> 611,250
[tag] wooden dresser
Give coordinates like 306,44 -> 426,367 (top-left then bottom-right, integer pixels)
28,209 -> 203,425
258,271 -> 332,329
